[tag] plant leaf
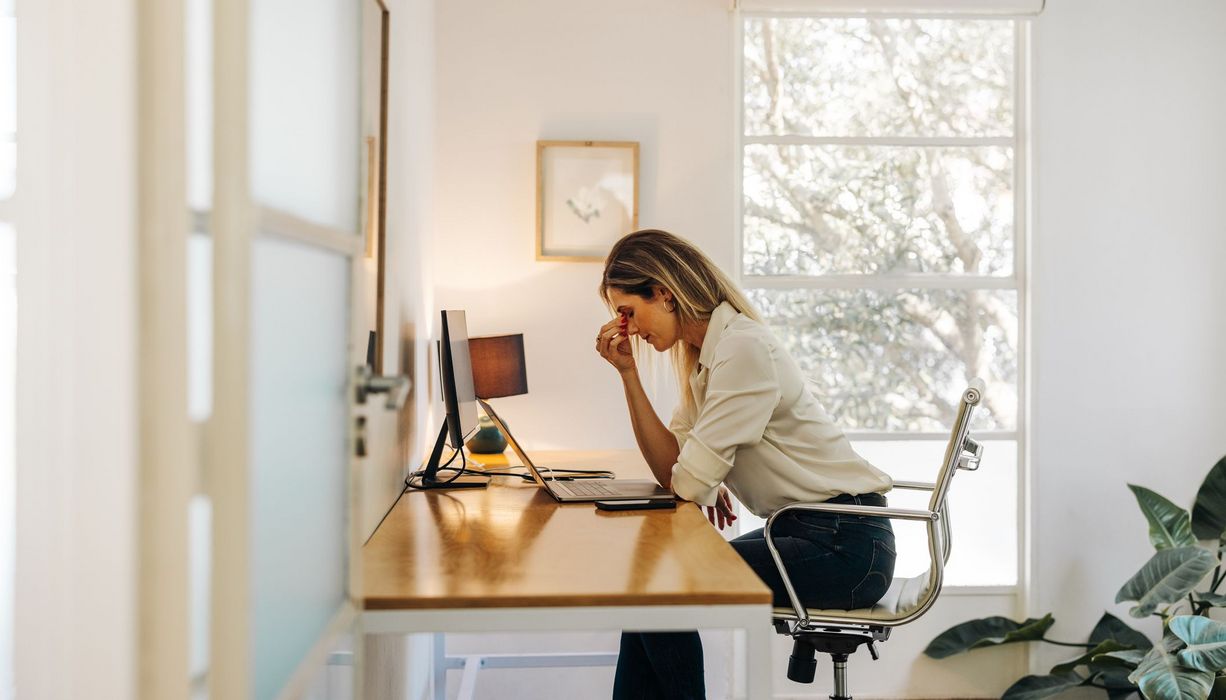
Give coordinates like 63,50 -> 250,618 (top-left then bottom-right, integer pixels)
1094,668 -> 1141,698
1209,675 -> 1226,700
1170,615 -> 1226,672
1051,640 -> 1134,675
1193,591 -> 1226,607
923,614 -> 1055,659
1130,484 -> 1198,550
1192,455 -> 1226,541
1101,649 -> 1149,667
1129,640 -> 1213,700
1115,546 -> 1216,617
1001,674 -> 1083,700
1091,612 -> 1155,651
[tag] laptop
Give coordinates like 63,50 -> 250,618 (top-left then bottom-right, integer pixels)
478,399 -> 675,503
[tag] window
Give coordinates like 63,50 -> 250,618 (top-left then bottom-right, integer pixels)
737,15 -> 1023,587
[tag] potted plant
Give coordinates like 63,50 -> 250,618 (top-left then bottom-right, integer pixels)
925,456 -> 1226,700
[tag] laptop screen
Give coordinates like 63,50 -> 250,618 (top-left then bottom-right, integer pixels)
477,399 -> 549,487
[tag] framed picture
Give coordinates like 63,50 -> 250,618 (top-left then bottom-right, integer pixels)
362,0 -> 390,372
536,140 -> 639,262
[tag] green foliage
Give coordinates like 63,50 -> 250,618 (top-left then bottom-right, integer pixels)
1115,547 -> 1216,618
1001,675 -> 1083,700
1171,617 -> 1226,673
926,454 -> 1226,699
1051,641 -> 1136,676
1192,457 -> 1226,541
1092,613 -> 1154,652
1129,638 -> 1214,700
1130,485 -> 1198,550
924,614 -> 1054,658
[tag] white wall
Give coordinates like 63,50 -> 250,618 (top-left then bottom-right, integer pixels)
359,0 -> 439,542
1031,0 -> 1226,672
432,0 -> 736,450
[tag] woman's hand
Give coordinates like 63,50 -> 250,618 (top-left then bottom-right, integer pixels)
705,486 -> 737,531
595,315 -> 636,374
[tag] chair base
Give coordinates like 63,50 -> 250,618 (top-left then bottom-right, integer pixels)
777,623 -> 891,699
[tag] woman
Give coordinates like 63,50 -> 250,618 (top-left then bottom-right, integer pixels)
595,229 -> 896,699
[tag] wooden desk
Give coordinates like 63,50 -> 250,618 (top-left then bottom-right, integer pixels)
360,449 -> 774,698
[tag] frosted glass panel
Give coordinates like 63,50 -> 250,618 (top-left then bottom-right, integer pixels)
734,439 -> 1017,587
249,0 -> 360,231
251,236 -> 350,700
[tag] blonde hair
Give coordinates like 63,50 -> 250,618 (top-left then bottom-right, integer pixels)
599,229 -> 761,411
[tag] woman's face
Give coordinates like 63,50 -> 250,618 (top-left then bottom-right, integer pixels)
608,287 -> 678,352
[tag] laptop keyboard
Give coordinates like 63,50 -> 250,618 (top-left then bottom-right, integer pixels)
554,480 -> 618,497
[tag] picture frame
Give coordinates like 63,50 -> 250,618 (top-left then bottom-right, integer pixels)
362,0 -> 390,373
536,140 -> 639,262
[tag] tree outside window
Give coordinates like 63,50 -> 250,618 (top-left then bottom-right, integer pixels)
740,16 -> 1022,586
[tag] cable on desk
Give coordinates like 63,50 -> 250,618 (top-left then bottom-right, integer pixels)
405,448 -> 618,488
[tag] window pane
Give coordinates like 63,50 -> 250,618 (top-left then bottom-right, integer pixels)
743,17 -> 1014,138
855,440 -> 1017,586
747,287 -> 1017,431
734,440 -> 1017,588
744,144 -> 1013,276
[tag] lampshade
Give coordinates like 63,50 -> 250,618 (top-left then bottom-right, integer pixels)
468,334 -> 529,399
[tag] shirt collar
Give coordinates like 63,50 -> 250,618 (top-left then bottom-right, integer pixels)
697,301 -> 739,370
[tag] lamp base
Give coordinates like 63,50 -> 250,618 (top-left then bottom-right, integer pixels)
465,414 -> 507,454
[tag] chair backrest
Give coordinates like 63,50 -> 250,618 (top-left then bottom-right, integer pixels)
866,378 -> 985,627
928,378 -> 985,515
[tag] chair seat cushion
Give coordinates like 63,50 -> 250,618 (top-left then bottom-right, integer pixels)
772,573 -> 933,622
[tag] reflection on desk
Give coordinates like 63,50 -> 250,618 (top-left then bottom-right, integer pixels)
363,450 -> 770,610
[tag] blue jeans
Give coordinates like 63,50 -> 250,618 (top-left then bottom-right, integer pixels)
612,493 -> 896,699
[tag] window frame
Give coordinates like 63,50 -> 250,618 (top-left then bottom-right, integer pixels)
733,11 -> 1029,593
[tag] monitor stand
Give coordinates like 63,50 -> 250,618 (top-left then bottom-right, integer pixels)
412,421 -> 489,490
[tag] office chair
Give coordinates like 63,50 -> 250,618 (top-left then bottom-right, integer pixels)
765,379 -> 986,700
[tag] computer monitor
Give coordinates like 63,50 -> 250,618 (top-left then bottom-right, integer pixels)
419,309 -> 487,489
438,309 -> 477,450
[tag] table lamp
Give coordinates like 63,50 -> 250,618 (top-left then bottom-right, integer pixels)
466,333 -> 527,453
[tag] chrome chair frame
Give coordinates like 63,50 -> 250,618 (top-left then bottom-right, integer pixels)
764,379 -> 985,699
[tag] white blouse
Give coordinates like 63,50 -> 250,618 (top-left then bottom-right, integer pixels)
668,302 -> 892,517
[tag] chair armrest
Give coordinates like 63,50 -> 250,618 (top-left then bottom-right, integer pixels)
775,501 -> 940,522
892,480 -> 936,491
764,501 -> 945,628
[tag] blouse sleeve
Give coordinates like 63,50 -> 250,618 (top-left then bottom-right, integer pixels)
668,400 -> 696,454
670,335 -> 782,506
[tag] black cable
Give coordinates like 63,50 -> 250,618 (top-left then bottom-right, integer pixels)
405,445 -> 617,489
404,443 -> 465,490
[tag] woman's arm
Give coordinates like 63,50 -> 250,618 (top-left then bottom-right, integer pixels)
595,318 -> 680,488
617,366 -> 680,489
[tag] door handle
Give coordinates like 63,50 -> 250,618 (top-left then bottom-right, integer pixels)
354,365 -> 411,410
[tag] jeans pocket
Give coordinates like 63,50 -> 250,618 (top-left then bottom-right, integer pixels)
787,511 -> 840,536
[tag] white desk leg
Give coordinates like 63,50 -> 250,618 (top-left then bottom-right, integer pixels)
433,633 -> 447,700
745,619 -> 773,700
